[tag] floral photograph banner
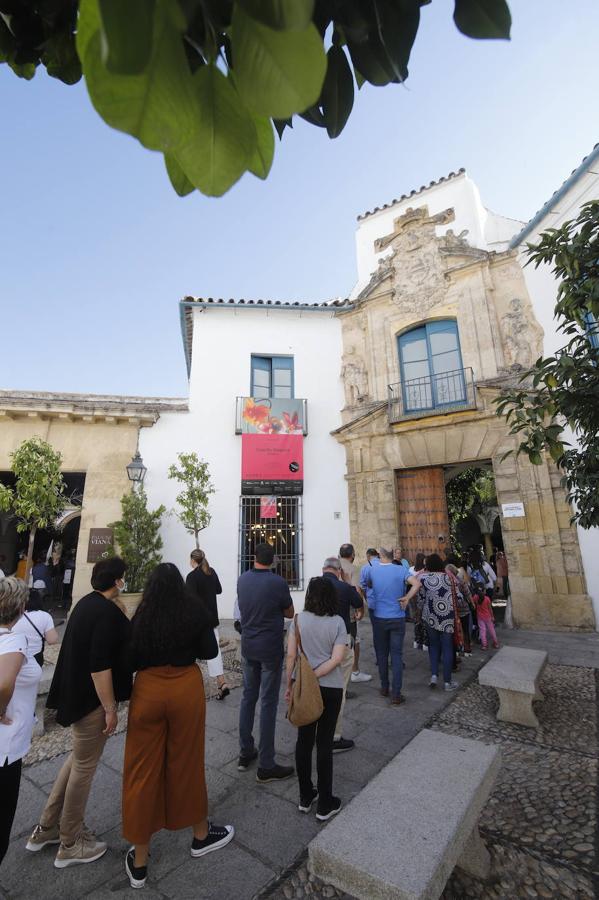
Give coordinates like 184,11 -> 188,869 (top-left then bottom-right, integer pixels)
240,397 -> 305,434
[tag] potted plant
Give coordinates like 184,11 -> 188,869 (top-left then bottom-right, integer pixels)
109,488 -> 165,618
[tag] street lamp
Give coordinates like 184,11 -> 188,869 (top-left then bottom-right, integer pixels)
126,451 -> 147,485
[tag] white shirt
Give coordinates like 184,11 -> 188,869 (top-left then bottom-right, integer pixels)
13,610 -> 55,658
0,568 -> 4,578
0,630 -> 42,764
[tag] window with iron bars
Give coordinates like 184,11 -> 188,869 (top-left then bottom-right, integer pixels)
238,496 -> 303,590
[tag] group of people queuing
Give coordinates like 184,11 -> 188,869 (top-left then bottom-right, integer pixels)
0,539 -> 505,890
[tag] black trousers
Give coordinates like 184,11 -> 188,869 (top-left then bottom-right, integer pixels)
0,758 -> 22,866
295,687 -> 343,807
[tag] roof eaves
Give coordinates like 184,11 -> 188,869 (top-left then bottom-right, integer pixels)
179,296 -> 353,376
357,168 -> 467,222
509,143 -> 599,249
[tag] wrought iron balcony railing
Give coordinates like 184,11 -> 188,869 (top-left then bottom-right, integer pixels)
235,397 -> 308,435
388,367 -> 476,423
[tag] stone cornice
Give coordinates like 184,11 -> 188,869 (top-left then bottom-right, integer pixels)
0,390 -> 188,425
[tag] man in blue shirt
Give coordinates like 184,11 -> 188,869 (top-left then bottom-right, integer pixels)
237,543 -> 295,782
359,549 -> 380,666
362,548 -> 420,704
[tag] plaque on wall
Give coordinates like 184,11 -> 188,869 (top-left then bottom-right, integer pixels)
87,528 -> 114,563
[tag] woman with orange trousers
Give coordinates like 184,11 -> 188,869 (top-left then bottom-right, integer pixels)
122,563 -> 234,889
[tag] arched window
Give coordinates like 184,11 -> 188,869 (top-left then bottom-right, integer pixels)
397,320 -> 466,412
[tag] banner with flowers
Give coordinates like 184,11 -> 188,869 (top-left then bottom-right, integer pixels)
240,397 -> 305,435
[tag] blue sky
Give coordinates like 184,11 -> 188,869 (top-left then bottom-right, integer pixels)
2,0 -> 598,398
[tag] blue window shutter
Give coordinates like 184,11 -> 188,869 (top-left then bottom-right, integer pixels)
272,356 -> 294,399
251,356 -> 271,398
397,320 -> 465,411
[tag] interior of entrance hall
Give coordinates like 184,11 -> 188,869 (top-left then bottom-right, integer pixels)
0,471 -> 84,608
395,461 -> 503,567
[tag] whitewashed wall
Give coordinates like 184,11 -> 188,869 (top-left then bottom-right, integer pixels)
517,166 -> 599,628
140,305 -> 349,619
353,172 -> 523,296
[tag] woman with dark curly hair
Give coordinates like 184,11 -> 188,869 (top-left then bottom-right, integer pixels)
417,554 -> 460,693
122,563 -> 234,889
284,576 -> 348,822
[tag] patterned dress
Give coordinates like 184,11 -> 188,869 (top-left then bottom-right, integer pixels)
418,573 -> 455,633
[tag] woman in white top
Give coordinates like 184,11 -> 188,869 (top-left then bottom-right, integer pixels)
12,594 -> 59,667
285,577 -> 347,823
0,577 -> 43,865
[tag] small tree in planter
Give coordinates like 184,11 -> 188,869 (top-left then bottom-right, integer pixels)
0,437 -> 66,585
109,489 -> 165,611
168,452 -> 214,549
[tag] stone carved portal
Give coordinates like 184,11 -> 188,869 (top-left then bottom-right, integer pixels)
341,346 -> 369,407
373,206 -> 454,313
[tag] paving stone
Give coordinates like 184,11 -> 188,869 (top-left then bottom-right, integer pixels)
156,841 -> 276,899
203,727 -> 241,768
100,732 -> 126,773
218,785 -> 320,872
10,776 -> 50,840
22,755 -> 67,789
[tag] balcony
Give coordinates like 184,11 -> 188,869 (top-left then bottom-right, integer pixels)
388,368 -> 476,424
235,396 -> 308,435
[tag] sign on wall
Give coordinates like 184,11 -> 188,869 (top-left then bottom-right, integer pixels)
241,433 -> 303,495
87,528 -> 114,563
260,496 -> 278,518
501,502 -> 525,518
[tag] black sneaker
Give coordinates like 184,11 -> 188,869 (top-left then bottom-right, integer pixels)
344,690 -> 357,700
316,797 -> 342,822
256,764 -> 294,783
332,738 -> 354,753
237,749 -> 258,771
191,823 -> 235,858
298,789 -> 318,813
125,849 -> 147,889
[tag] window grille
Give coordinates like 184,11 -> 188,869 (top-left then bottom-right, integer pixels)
238,496 -> 303,590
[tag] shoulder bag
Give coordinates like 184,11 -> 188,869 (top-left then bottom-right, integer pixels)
24,613 -> 45,667
287,615 -> 324,727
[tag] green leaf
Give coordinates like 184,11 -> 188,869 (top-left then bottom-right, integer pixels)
273,117 -> 293,139
320,45 -> 354,138
174,65 -> 256,196
78,0 -> 197,153
248,116 -> 275,179
8,60 -> 36,79
164,153 -> 194,196
529,450 -> 543,466
236,0 -> 314,31
98,0 -> 156,75
231,5 -> 327,118
453,0 -> 511,39
42,29 -> 82,84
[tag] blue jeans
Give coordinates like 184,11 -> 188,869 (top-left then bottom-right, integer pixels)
426,626 -> 454,684
239,655 -> 283,770
369,612 -> 380,667
374,618 -> 406,698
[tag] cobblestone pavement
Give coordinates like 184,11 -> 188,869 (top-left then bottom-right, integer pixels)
2,625 -> 598,899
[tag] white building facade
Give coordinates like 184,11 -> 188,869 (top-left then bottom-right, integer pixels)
139,300 -> 350,619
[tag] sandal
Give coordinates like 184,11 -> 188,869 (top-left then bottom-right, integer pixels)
216,685 -> 230,701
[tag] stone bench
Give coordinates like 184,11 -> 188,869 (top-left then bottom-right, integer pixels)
308,728 -> 501,900
478,646 -> 547,728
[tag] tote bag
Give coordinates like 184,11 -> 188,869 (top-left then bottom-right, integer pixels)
288,615 -> 324,727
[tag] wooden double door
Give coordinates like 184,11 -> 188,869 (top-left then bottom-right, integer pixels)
395,467 -> 449,562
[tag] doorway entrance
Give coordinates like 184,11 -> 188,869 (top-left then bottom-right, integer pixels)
395,462 -> 504,567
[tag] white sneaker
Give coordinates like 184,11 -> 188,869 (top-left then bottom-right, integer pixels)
350,671 -> 372,683
429,675 -> 438,688
413,641 -> 419,649
444,681 -> 459,692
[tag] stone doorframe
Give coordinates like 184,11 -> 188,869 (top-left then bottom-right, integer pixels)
333,389 -> 595,632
